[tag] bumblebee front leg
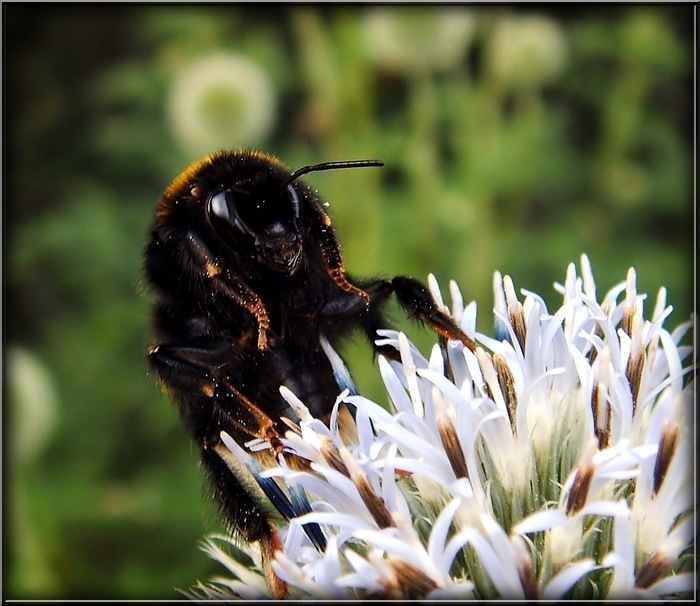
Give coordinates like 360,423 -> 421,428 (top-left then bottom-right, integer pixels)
390,276 -> 477,352
306,197 -> 372,306
184,231 -> 271,350
315,275 -> 476,354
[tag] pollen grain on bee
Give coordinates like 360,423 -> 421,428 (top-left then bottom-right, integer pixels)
205,261 -> 222,277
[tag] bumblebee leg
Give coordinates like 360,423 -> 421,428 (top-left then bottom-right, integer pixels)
317,277 -> 393,318
352,278 -> 407,361
149,342 -> 296,597
391,276 -> 477,352
184,231 -> 270,349
149,340 -> 293,459
306,198 -> 371,306
303,276 -> 403,362
202,444 -> 289,599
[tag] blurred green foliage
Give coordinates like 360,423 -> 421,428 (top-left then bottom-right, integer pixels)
4,4 -> 694,599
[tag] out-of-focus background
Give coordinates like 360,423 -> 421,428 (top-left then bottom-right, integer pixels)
4,4 -> 694,599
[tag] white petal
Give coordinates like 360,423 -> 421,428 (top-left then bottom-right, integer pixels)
446,340 -> 472,389
426,582 -> 475,599
477,329 -> 512,354
378,444 -> 412,522
427,497 -> 463,569
281,432 -> 323,463
670,318 -> 693,345
378,355 -> 413,414
542,559 -> 597,599
398,332 -> 424,416
609,511 -> 635,577
449,476 -> 474,500
320,335 -> 358,395
279,385 -> 313,422
312,536 -> 343,591
428,342 -> 445,375
220,430 -> 252,464
272,552 -> 330,596
353,397 -> 380,459
521,287 -> 551,313
351,529 -> 432,575
346,394 -> 394,425
285,468 -> 368,515
283,518 -> 309,553
601,551 -> 625,569
440,528 -> 477,581
374,419 -> 450,476
371,455 -> 452,488
460,300 -> 478,335
649,571 -> 695,597
562,261 -> 578,303
493,271 -> 507,318
294,511 -> 376,532
579,499 -> 630,520
463,529 -> 524,598
658,328 -> 685,397
480,513 -> 516,568
335,570 -> 382,591
513,509 -> 568,535
417,367 -> 473,410
200,536 -> 267,591
449,279 -> 465,322
580,253 -> 596,299
428,273 -> 446,311
661,514 -> 695,559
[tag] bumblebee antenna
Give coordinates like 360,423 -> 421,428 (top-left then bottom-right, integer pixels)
284,159 -> 384,188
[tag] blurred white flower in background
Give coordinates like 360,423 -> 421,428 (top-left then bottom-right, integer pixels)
8,346 -> 58,465
188,255 -> 695,600
167,53 -> 276,155
363,6 -> 476,73
7,346 -> 60,595
487,14 -> 568,89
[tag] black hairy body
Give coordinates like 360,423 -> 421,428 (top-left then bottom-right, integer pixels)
144,149 -> 474,597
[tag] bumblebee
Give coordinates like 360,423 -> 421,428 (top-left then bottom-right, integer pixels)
144,149 -> 474,597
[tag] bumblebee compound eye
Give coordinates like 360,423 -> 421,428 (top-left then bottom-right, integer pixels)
209,190 -> 231,222
207,189 -> 257,239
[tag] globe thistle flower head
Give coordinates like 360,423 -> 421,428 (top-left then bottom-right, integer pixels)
363,6 -> 476,73
168,53 -> 276,155
189,255 -> 695,600
486,13 -> 568,90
